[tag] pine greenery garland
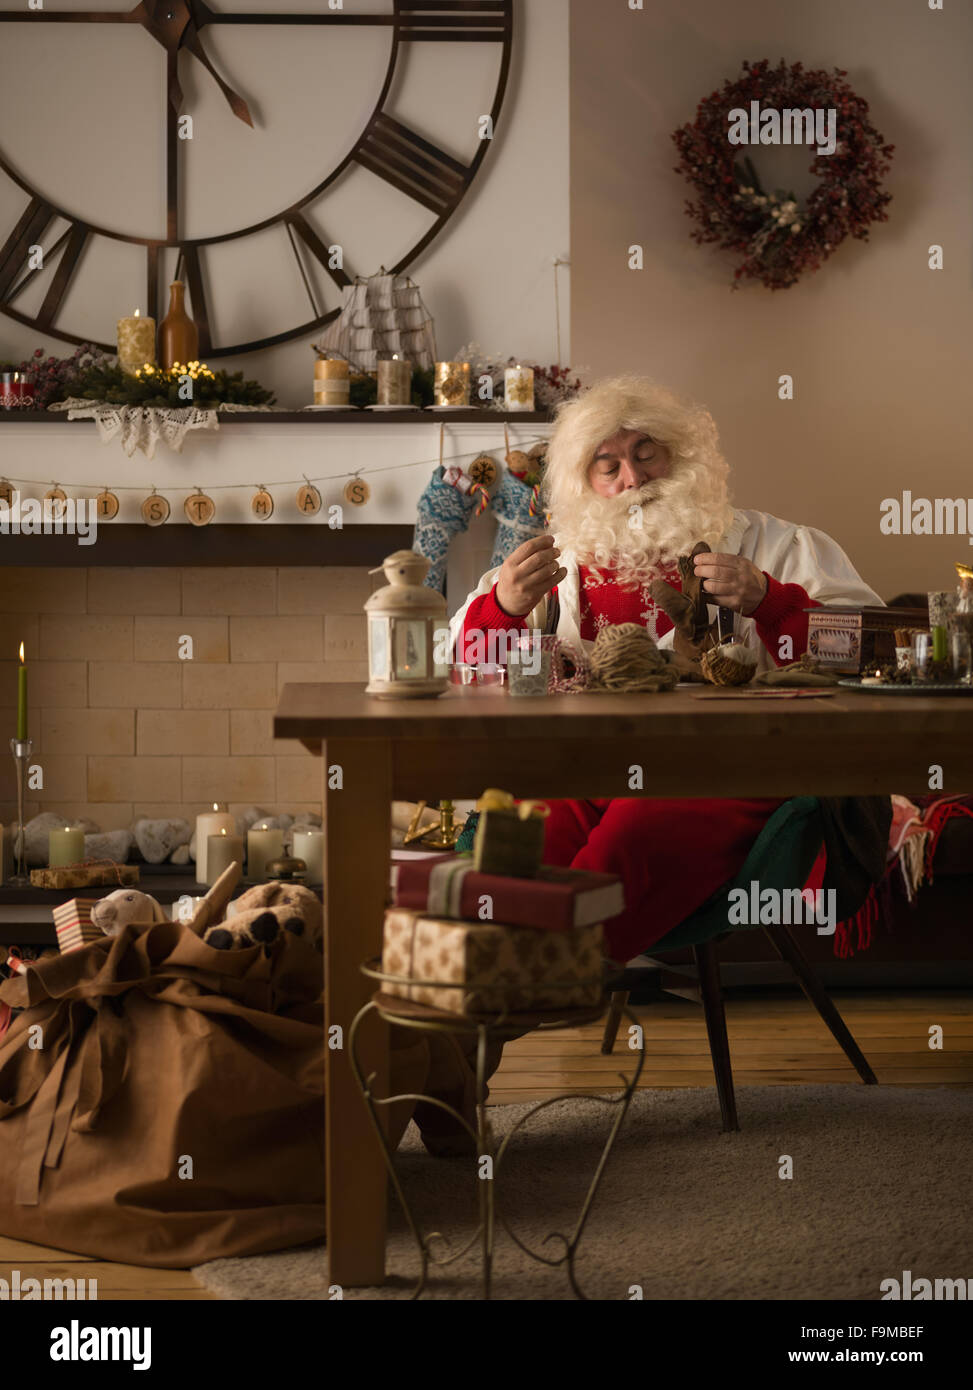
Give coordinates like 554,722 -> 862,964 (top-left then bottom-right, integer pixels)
70,360 -> 275,409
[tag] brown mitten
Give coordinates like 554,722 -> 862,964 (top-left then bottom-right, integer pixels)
649,541 -> 719,673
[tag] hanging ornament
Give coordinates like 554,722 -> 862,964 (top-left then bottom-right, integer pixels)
468,453 -> 498,488
141,489 -> 170,526
44,484 -> 67,520
0,478 -> 13,507
96,487 -> 120,520
504,423 -> 531,479
343,475 -> 370,507
185,487 -> 216,526
297,477 -> 322,515
251,485 -> 274,520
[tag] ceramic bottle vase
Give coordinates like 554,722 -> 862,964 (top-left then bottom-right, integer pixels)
158,280 -> 199,370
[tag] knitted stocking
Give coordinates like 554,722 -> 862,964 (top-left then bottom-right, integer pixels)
413,466 -> 478,591
488,465 -> 546,571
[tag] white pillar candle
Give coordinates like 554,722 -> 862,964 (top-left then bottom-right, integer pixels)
292,829 -> 324,883
313,357 -> 350,406
206,830 -> 245,887
377,355 -> 412,405
49,827 -> 85,867
117,309 -> 156,376
195,803 -> 236,884
504,365 -> 534,411
247,826 -> 284,881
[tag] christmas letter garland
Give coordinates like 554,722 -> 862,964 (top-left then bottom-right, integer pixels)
672,59 -> 894,290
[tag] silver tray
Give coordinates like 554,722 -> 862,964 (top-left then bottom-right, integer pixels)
838,679 -> 973,696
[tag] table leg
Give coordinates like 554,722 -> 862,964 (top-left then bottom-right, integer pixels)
323,737 -> 391,1287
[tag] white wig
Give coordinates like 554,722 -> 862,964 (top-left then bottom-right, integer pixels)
543,376 -> 735,586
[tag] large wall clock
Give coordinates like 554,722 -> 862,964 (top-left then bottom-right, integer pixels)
0,1 -> 513,357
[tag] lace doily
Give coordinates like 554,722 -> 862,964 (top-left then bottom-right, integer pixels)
47,399 -> 281,459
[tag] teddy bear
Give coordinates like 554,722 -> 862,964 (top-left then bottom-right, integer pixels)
202,881 -> 323,951
91,889 -> 167,937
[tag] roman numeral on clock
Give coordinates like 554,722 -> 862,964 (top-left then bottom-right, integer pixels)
398,1 -> 509,41
0,197 -> 57,302
177,244 -> 212,355
285,212 -> 351,292
354,114 -> 470,215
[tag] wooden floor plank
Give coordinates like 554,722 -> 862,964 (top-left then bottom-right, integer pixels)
3,990 -> 969,1300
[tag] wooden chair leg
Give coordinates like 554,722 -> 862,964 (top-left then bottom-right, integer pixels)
600,989 -> 630,1055
763,924 -> 878,1085
693,938 -> 739,1132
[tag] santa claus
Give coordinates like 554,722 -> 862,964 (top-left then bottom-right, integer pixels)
449,376 -> 884,962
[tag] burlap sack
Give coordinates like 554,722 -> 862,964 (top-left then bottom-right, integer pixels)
0,917 -> 430,1268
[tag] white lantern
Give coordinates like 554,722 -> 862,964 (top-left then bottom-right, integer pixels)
365,550 -> 450,699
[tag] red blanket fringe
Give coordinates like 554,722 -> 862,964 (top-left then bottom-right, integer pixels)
834,798 -> 973,958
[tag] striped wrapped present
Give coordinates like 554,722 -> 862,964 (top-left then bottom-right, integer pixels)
52,898 -> 103,954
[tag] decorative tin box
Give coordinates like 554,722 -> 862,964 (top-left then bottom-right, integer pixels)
804,606 -> 928,674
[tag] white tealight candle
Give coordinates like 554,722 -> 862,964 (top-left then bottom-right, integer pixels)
292,829 -> 324,883
195,803 -> 236,884
247,826 -> 284,881
49,827 -> 85,868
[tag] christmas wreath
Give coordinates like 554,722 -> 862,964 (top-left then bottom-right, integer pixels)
672,59 -> 895,290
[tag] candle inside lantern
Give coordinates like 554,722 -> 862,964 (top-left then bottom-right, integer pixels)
377,354 -> 412,406
49,826 -> 85,868
117,307 -> 157,377
504,364 -> 535,412
247,825 -> 284,881
313,356 -> 350,406
434,361 -> 471,407
17,641 -> 27,741
206,827 -> 245,886
195,802 -> 236,884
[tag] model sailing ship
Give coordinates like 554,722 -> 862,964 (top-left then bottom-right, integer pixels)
312,271 -> 437,372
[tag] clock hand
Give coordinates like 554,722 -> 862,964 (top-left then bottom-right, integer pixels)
181,21 -> 254,128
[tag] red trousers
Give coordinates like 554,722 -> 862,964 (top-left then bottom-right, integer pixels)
541,797 -> 789,962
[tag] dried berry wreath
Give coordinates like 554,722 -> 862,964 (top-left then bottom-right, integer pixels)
672,59 -> 895,290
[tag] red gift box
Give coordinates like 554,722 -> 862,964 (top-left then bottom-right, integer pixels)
390,852 -> 624,931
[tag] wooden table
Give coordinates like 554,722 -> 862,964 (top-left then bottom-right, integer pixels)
273,682 -> 973,1285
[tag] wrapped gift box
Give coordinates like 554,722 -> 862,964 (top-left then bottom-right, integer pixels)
382,907 -> 604,1015
391,853 -> 624,931
52,898 -> 103,953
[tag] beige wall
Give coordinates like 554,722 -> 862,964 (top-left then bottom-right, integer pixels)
569,0 -> 973,598
0,566 -> 371,829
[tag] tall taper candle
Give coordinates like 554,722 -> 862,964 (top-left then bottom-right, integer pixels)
17,642 -> 27,741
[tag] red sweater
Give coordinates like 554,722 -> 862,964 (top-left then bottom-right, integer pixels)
459,566 -> 820,666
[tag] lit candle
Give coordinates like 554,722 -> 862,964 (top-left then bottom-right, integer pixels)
313,356 -> 350,406
504,364 -> 535,411
49,826 -> 85,868
194,802 -> 236,884
434,361 -> 471,407
117,308 -> 157,377
206,828 -> 245,886
247,825 -> 284,881
17,641 -> 27,741
377,354 -> 412,406
292,829 -> 324,883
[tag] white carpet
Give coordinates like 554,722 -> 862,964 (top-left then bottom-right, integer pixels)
193,1085 -> 973,1300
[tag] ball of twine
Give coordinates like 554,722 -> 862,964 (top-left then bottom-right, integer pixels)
588,623 -> 679,693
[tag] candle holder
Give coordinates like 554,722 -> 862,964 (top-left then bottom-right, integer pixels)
9,737 -> 32,885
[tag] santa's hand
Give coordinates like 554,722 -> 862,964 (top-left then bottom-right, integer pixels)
496,535 -> 567,617
692,552 -> 769,616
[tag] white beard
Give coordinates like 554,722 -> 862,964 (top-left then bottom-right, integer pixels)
550,461 -> 735,589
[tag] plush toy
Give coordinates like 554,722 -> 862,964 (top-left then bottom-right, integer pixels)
202,881 -> 323,951
91,889 -> 167,937
649,540 -> 723,678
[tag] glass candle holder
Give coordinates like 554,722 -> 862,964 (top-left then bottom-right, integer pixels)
950,631 -> 972,685
911,632 -> 933,682
434,361 -> 470,407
